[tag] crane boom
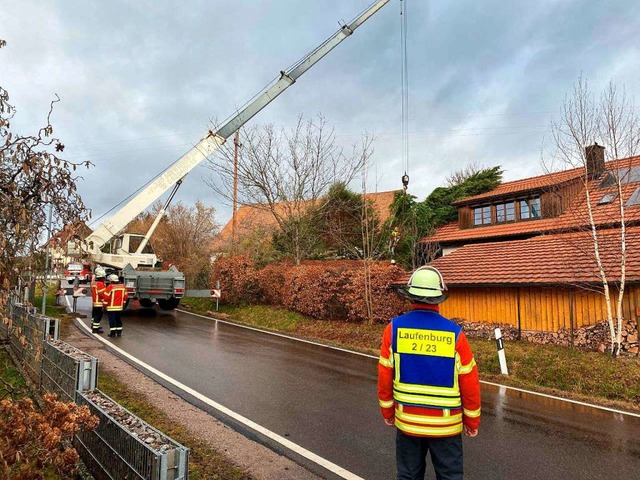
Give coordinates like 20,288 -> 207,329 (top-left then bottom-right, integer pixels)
85,0 -> 390,254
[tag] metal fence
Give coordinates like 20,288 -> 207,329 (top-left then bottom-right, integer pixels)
3,302 -> 59,385
75,390 -> 189,480
40,340 -> 98,403
2,293 -> 189,480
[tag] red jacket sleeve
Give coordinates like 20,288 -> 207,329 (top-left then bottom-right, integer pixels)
456,331 -> 481,430
377,323 -> 395,420
102,285 -> 111,306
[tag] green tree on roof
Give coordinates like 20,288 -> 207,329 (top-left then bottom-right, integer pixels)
388,165 -> 503,268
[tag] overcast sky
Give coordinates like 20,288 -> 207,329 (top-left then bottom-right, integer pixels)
3,0 -> 640,228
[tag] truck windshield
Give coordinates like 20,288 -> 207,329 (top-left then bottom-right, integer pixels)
128,235 -> 155,255
100,237 -> 123,255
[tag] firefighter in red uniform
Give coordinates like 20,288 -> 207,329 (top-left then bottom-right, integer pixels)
378,266 -> 481,480
90,267 -> 107,333
103,274 -> 128,337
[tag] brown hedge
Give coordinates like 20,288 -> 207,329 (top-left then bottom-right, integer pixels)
211,257 -> 409,322
210,255 -> 259,305
254,262 -> 290,306
338,262 -> 408,323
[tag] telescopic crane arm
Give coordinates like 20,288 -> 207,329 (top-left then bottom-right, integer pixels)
85,0 -> 390,254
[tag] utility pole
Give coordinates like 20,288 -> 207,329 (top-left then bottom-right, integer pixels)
232,130 -> 240,255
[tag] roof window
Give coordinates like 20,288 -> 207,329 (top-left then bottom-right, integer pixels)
625,187 -> 640,207
597,193 -> 617,205
599,166 -> 640,188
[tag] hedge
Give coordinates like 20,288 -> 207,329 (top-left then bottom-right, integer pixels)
211,257 -> 408,323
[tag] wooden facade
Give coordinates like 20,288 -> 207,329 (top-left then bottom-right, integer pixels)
440,284 -> 640,332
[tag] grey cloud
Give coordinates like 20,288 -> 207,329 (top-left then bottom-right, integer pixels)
3,0 -> 640,226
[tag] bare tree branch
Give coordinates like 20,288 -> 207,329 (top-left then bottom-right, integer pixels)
206,114 -> 371,264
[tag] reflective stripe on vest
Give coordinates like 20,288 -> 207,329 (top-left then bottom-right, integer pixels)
105,285 -> 126,311
395,418 -> 463,437
393,403 -> 464,437
91,282 -> 105,307
391,310 -> 462,410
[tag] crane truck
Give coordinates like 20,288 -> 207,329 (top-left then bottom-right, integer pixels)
77,0 -> 390,310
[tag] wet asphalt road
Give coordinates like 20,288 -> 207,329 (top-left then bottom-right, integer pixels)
78,303 -> 640,480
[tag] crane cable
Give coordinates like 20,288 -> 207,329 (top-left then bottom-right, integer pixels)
389,0 -> 410,265
400,0 -> 410,193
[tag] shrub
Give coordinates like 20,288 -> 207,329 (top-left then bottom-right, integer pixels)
211,255 -> 260,306
213,257 -> 408,322
339,262 -> 408,323
0,392 -> 99,479
279,263 -> 350,320
254,262 -> 291,306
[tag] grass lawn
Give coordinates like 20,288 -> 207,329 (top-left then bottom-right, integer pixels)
0,347 -> 29,401
181,297 -> 640,411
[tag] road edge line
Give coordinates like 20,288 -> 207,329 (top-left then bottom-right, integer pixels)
74,318 -> 366,480
178,309 -> 374,358
179,309 -> 640,419
480,380 -> 640,418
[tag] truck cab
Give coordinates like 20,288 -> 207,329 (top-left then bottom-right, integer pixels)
97,234 -> 160,269
65,261 -> 91,284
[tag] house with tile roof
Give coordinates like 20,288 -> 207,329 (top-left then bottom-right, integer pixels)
212,189 -> 400,258
43,222 -> 93,274
423,145 -> 640,337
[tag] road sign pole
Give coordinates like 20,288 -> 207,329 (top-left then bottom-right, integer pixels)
216,280 -> 220,311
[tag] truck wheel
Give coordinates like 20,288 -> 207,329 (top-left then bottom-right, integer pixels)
157,297 -> 180,310
139,299 -> 156,308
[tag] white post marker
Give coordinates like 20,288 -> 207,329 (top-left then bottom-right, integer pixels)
494,327 -> 509,375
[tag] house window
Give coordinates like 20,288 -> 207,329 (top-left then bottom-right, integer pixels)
496,201 -> 515,223
473,205 -> 492,225
629,166 -> 640,183
470,196 -> 540,227
531,197 -> 541,218
626,187 -> 640,206
520,197 -> 541,219
598,193 -> 617,205
599,166 -> 640,187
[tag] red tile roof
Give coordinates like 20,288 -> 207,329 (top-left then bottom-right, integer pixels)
429,226 -> 640,285
455,167 -> 584,205
428,155 -> 640,243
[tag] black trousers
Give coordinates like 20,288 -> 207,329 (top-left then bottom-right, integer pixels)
396,430 -> 463,480
107,311 -> 123,334
91,306 -> 103,330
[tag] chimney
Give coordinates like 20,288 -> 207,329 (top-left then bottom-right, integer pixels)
585,143 -> 605,179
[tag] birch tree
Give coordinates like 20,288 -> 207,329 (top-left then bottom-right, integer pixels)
550,78 -> 640,356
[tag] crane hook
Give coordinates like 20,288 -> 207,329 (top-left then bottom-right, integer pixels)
402,172 -> 409,192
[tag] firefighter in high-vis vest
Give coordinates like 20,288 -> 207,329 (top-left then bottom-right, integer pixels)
103,274 -> 128,337
378,266 -> 481,480
90,267 -> 107,333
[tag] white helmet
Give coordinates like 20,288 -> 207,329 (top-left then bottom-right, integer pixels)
396,266 -> 449,305
108,274 -> 119,283
94,267 -> 106,278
